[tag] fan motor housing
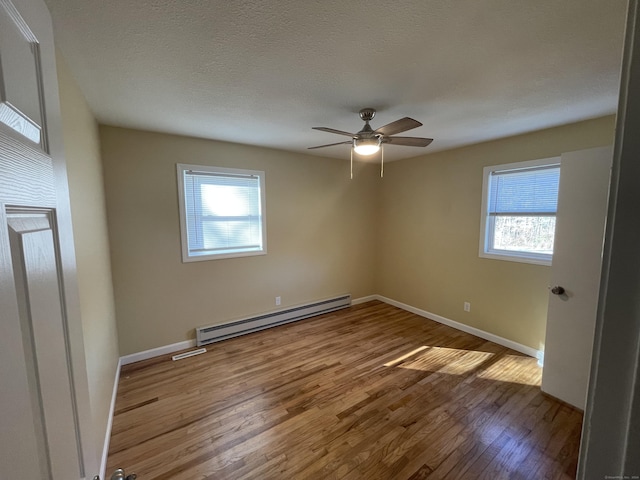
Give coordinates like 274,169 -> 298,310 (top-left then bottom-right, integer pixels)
359,108 -> 376,122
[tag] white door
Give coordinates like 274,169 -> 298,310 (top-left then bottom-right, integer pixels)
541,146 -> 613,409
0,0 -> 97,478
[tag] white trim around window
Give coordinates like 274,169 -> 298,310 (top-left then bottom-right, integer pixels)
479,157 -> 560,266
177,164 -> 267,262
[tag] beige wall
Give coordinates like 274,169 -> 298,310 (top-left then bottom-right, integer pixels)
99,115 -> 615,358
376,116 -> 616,351
100,126 -> 379,355
56,52 -> 120,452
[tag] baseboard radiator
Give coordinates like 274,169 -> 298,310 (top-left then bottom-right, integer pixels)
195,294 -> 352,346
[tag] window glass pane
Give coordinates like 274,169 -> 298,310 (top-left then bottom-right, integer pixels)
492,215 -> 556,254
200,184 -> 258,217
489,167 -> 560,214
201,219 -> 262,251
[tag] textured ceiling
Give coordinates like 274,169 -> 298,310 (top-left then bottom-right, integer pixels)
45,0 -> 626,161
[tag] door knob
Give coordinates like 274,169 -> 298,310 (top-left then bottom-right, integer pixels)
110,468 -> 137,480
111,469 -> 125,480
550,286 -> 565,295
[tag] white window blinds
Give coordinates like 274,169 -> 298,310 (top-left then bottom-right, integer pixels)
178,164 -> 266,261
488,165 -> 560,215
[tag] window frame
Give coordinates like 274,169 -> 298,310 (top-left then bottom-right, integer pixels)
177,163 -> 267,262
479,157 -> 560,266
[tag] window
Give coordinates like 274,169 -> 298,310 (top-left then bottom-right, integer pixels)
177,164 -> 266,262
479,157 -> 560,265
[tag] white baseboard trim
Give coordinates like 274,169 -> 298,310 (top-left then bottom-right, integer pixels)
120,339 -> 196,366
99,357 -> 121,480
352,295 -> 378,305
375,295 -> 541,359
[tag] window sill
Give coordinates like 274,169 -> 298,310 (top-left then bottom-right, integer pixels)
182,249 -> 267,263
479,250 -> 552,266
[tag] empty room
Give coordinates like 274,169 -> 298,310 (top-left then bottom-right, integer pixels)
1,1 -> 639,479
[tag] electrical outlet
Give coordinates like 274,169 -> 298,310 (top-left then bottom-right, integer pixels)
464,302 -> 471,312
275,296 -> 281,306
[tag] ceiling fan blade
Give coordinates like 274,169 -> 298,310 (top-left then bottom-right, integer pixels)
308,141 -> 352,150
375,117 -> 422,136
312,127 -> 355,137
383,136 -> 433,147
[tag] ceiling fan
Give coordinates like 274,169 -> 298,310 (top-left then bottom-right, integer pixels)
309,108 -> 433,178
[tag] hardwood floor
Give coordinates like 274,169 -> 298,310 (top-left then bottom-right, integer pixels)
107,300 -> 583,479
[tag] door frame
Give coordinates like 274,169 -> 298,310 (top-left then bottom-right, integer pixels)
578,0 -> 640,477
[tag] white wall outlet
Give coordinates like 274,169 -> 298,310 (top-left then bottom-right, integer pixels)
464,302 -> 471,312
275,296 -> 281,306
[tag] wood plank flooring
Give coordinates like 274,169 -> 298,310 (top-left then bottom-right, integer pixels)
107,300 -> 583,479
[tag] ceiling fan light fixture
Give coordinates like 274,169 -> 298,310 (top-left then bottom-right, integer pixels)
353,136 -> 381,156
309,109 -> 432,179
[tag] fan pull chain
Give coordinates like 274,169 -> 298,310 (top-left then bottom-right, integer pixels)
350,147 -> 353,180
381,144 -> 384,178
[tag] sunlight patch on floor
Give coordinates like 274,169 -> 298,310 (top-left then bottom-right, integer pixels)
386,346 -> 495,376
434,349 -> 495,376
385,347 -> 541,385
383,346 -> 430,367
477,354 -> 541,385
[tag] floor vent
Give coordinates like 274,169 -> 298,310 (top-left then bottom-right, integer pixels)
196,294 -> 351,346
